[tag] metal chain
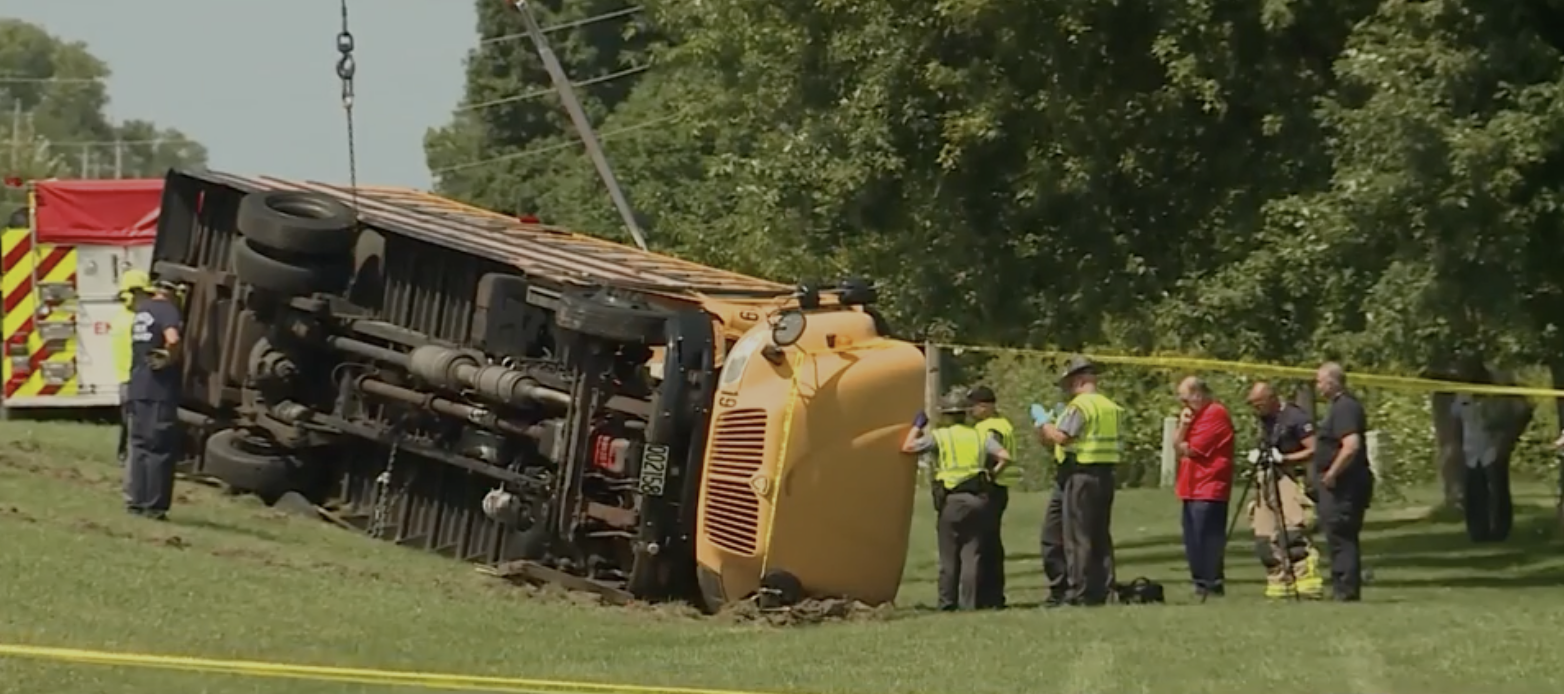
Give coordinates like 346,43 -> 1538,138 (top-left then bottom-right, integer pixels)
336,0 -> 361,216
369,436 -> 401,539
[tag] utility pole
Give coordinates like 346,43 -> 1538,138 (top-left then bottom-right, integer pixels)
113,138 -> 123,178
79,144 -> 89,178
508,0 -> 649,251
921,342 -> 943,478
9,101 -> 20,168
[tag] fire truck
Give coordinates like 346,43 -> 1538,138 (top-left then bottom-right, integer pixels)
1,178 -> 162,414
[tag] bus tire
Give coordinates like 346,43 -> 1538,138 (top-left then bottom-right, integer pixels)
232,239 -> 345,296
204,429 -> 297,505
237,190 -> 358,256
554,289 -> 668,345
757,570 -> 803,609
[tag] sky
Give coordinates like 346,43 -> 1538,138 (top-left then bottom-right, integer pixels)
1,0 -> 477,189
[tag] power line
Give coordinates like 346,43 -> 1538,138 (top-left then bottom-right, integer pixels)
0,76 -> 103,85
458,64 -> 649,112
480,5 -> 643,46
431,112 -> 684,175
0,139 -> 173,147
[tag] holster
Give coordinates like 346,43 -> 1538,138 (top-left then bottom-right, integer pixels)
949,473 -> 992,497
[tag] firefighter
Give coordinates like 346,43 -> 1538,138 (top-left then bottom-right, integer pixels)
967,385 -> 1018,610
124,279 -> 184,521
113,269 -> 151,469
1244,381 -> 1324,599
1035,355 -> 1124,607
901,392 -> 1014,611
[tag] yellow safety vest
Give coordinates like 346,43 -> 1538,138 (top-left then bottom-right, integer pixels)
111,304 -> 137,384
932,424 -> 985,490
1053,392 -> 1124,464
974,416 -> 1018,486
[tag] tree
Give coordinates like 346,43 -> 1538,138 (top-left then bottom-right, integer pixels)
0,18 -> 115,146
429,0 -> 1564,500
109,119 -> 208,178
0,17 -> 207,199
425,0 -> 660,217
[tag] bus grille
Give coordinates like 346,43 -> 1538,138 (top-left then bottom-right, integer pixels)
702,408 -> 768,555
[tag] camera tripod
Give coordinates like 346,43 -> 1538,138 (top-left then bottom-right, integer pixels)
1224,445 -> 1304,601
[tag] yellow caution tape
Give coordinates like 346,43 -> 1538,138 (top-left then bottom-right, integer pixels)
759,347 -> 808,575
0,643 -> 797,694
932,343 -> 1564,399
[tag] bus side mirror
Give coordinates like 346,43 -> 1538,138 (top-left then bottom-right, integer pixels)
770,310 -> 805,348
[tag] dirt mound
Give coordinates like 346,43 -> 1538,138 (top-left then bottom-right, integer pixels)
715,597 -> 893,627
476,568 -> 895,625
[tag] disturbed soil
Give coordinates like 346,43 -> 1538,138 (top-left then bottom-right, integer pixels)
3,439 -> 900,627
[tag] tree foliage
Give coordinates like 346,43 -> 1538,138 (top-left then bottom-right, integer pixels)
428,0 -> 1564,485
0,18 -> 207,199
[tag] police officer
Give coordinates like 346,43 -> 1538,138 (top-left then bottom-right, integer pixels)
967,385 -> 1017,610
112,269 -> 151,468
125,279 -> 184,521
901,392 -> 1014,611
1314,362 -> 1373,601
1035,355 -> 1124,607
1243,381 -> 1324,599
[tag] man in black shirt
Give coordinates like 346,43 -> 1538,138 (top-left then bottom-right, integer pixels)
124,280 -> 184,520
1313,362 -> 1374,601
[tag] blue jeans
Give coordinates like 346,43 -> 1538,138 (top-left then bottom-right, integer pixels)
1181,500 -> 1228,592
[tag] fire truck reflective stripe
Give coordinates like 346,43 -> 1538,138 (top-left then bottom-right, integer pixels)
3,247 -> 69,317
1,228 -> 80,401
1,235 -> 31,273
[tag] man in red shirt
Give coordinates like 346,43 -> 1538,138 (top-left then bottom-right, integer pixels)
1175,375 -> 1235,600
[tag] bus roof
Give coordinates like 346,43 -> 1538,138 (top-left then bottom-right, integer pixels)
176,168 -> 793,298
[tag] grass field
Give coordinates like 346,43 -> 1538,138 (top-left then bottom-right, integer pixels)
2,420 -> 1564,694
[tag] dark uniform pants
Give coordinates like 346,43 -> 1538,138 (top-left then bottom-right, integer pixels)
936,489 -> 992,611
116,382 -> 131,467
1041,463 -> 1116,605
1317,474 -> 1371,601
976,484 -> 1010,608
125,399 -> 180,514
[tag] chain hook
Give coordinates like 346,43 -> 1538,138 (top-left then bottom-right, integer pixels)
335,0 -> 361,216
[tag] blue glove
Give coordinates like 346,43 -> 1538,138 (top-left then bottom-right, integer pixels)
913,410 -> 928,429
1030,403 -> 1052,427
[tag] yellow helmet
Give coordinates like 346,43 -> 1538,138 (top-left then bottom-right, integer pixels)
119,269 -> 151,295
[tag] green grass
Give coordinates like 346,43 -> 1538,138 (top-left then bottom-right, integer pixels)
3,420 -> 1564,694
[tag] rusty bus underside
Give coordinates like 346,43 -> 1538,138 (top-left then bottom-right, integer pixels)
153,168 -> 797,604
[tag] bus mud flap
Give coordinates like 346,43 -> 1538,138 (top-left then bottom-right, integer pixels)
626,308 -> 715,601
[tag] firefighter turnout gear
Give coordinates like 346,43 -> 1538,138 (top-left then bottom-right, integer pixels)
1249,463 -> 1324,599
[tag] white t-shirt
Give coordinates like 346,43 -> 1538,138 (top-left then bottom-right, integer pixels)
1450,395 -> 1495,468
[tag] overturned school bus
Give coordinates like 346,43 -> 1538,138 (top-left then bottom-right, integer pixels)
149,168 -> 924,611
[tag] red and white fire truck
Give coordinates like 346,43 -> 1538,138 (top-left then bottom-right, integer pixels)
2,178 -> 161,412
